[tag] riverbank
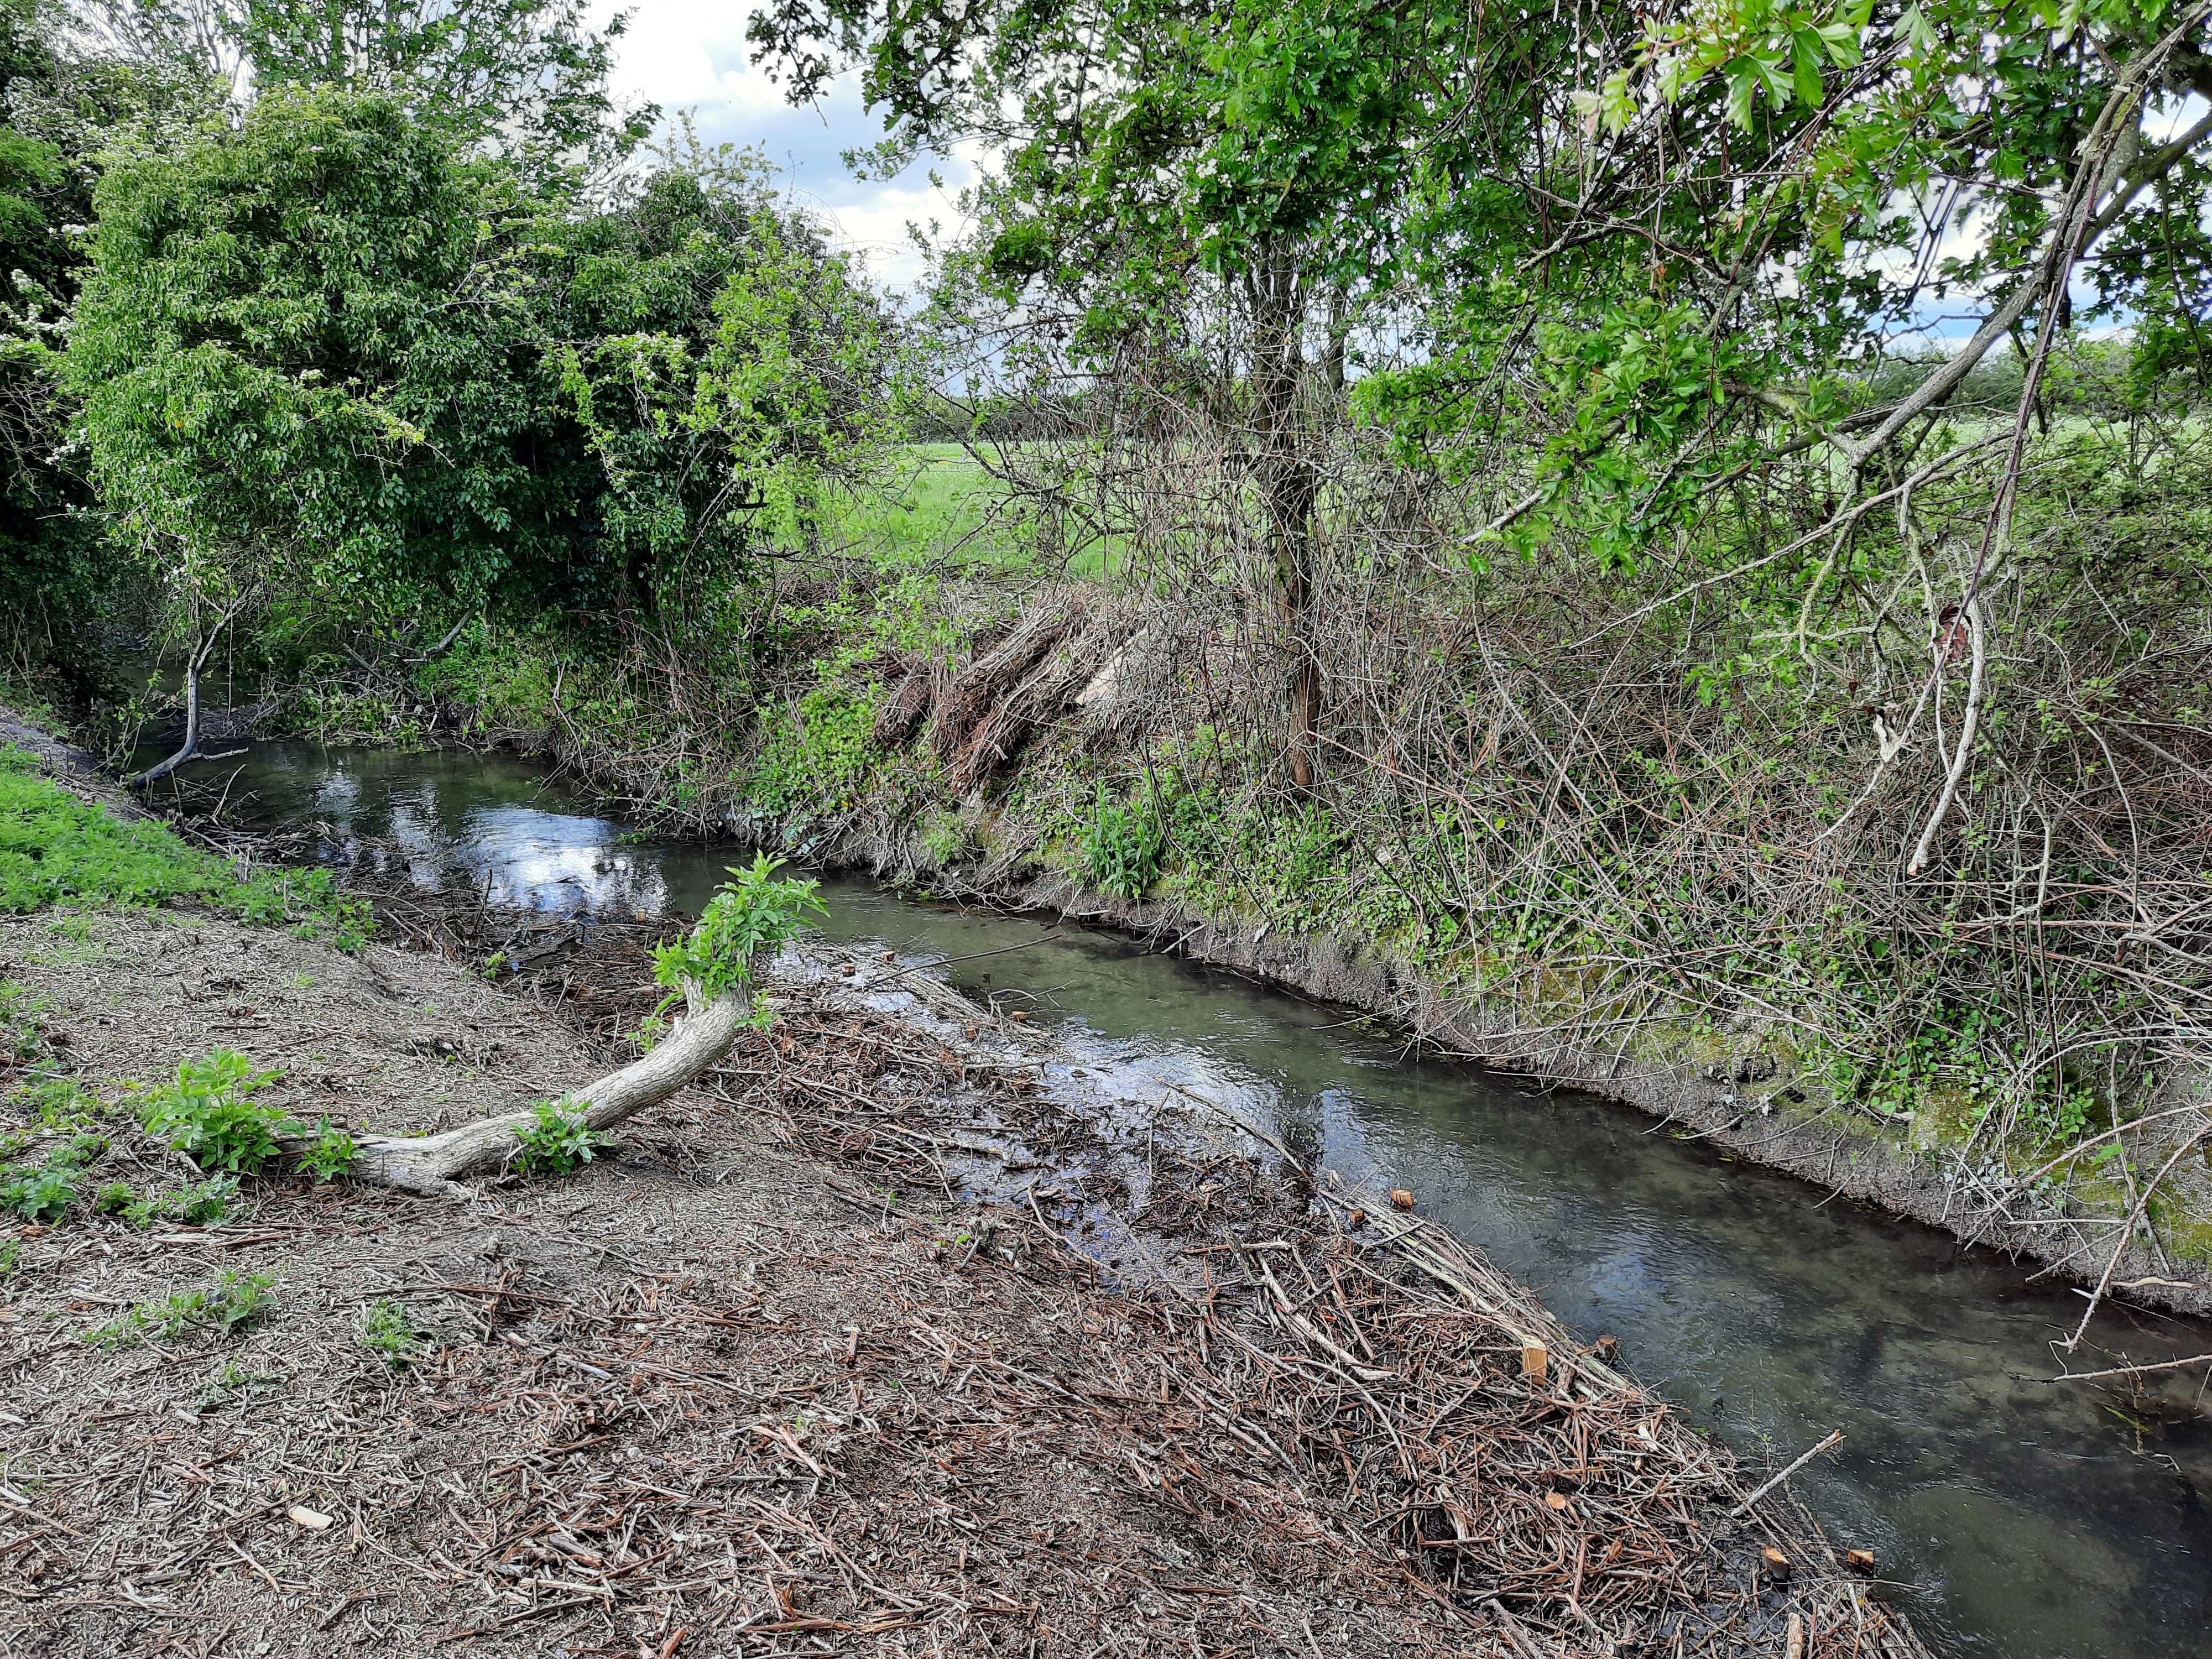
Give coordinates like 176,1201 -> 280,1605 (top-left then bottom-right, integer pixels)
353,607 -> 2212,1323
0,723 -> 1929,1657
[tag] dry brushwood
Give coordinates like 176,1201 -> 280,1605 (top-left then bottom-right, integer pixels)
872,658 -> 935,746
930,601 -> 1085,761
948,613 -> 1131,791
716,945 -> 1938,1659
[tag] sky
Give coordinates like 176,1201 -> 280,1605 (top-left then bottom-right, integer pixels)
585,1 -> 972,291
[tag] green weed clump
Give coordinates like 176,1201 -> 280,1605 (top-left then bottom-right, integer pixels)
1,1133 -> 108,1222
195,1357 -> 285,1410
14,1075 -> 101,1128
135,1050 -> 354,1180
360,1298 -> 430,1368
509,1098 -> 609,1175
90,1268 -> 276,1348
121,1175 -> 239,1227
0,745 -> 369,946
1078,787 -> 1166,900
0,980 -> 43,1062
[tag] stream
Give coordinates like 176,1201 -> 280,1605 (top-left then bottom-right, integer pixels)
156,739 -> 2212,1658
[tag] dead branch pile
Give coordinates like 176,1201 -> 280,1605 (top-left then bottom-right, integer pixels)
948,612 -> 1133,792
691,956 -> 1933,1659
929,602 -> 1086,764
870,660 -> 935,747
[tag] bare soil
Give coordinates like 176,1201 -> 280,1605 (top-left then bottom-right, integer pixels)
3,909 -> 1467,1656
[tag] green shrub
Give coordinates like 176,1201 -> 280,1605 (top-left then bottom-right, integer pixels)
918,807 -> 968,865
1078,787 -> 1166,900
748,686 -> 881,816
135,1052 -> 355,1180
651,854 -> 826,1005
510,1097 -> 609,1176
1,1133 -> 108,1222
137,1051 -> 288,1173
93,1180 -> 134,1214
90,1269 -> 276,1348
2,1160 -> 76,1222
294,1117 -> 357,1180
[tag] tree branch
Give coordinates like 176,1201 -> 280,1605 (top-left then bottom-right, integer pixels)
348,979 -> 749,1198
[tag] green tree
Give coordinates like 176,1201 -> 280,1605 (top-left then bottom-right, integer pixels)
65,88 -> 901,772
532,139 -> 899,624
0,0 -> 104,677
232,0 -> 654,178
753,0 -> 2212,606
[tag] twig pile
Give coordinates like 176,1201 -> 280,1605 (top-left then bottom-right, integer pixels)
693,952 -> 1934,1659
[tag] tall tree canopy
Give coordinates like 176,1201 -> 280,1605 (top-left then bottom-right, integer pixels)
750,0 -> 2212,511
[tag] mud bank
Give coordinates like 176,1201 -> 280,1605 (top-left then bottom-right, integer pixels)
753,820 -> 2212,1323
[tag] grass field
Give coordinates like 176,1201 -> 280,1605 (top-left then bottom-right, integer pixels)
828,443 -> 1123,580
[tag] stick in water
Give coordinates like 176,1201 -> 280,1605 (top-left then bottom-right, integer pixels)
1729,1430 -> 1844,1519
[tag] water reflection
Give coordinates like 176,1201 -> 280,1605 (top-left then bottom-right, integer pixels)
172,739 -> 2212,1659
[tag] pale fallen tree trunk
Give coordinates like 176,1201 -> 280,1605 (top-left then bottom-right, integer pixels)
347,980 -> 745,1198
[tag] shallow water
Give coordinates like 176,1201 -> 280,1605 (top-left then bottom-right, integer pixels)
163,740 -> 2212,1658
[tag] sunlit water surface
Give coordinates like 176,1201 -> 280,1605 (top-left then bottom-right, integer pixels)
163,740 -> 2212,1659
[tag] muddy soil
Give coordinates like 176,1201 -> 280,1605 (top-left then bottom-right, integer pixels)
3,909 -> 1468,1657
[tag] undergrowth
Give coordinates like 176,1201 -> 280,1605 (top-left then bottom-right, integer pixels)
510,1097 -> 609,1175
0,745 -> 368,947
90,1268 -> 277,1348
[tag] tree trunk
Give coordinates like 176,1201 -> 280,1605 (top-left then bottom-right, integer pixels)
347,979 -> 748,1197
1247,239 -> 1322,788
124,635 -> 217,789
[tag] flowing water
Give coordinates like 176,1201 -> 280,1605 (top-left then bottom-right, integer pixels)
157,739 -> 2212,1658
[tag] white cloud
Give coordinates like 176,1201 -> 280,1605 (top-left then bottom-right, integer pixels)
587,0 -> 974,291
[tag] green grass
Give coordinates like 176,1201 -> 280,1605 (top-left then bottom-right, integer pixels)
828,444 -> 1029,570
827,442 -> 1139,580
0,745 -> 368,945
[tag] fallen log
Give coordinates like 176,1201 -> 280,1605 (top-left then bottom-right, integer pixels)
348,978 -> 746,1198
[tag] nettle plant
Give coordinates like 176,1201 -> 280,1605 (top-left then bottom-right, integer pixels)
135,1050 -> 356,1181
